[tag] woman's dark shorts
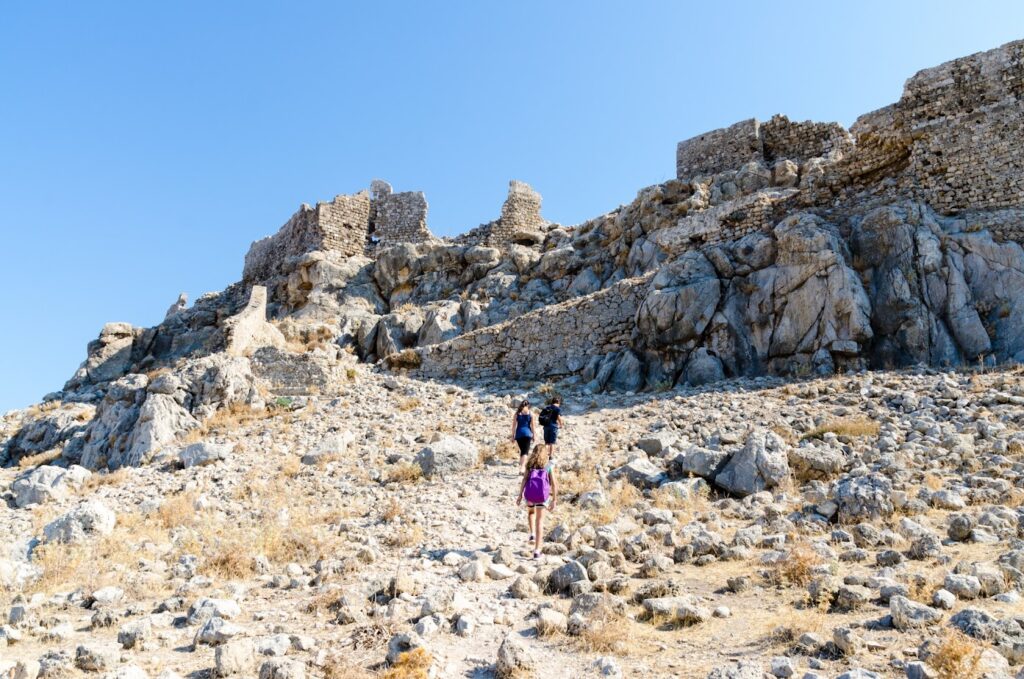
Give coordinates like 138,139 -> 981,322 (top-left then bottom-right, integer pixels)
516,436 -> 532,457
543,426 -> 558,445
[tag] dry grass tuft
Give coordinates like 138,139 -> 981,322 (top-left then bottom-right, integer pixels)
571,604 -> 637,655
483,440 -> 519,465
81,468 -> 130,491
158,491 -> 199,529
18,447 -> 63,469
279,456 -> 302,479
382,648 -> 433,679
180,401 -> 279,445
396,397 -> 422,412
323,655 -> 375,679
928,629 -> 984,679
380,498 -> 405,523
589,481 -> 643,525
385,523 -> 425,549
386,462 -> 423,484
767,543 -> 823,587
386,349 -> 422,370
802,416 -> 880,440
922,472 -> 944,491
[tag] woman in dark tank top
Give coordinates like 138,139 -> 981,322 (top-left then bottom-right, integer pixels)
510,399 -> 536,473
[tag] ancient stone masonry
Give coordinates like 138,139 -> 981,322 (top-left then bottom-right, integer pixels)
896,39 -> 1024,214
243,192 -> 372,283
679,40 -> 1024,242
453,180 -> 547,248
759,115 -> 854,164
368,180 -> 434,250
416,276 -> 648,380
676,119 -> 763,179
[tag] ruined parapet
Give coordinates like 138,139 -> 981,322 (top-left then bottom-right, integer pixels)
243,192 -> 371,283
895,39 -> 1024,214
676,119 -> 763,179
760,115 -> 854,163
369,190 -> 434,250
224,286 -> 286,357
451,180 -> 547,248
676,116 -> 853,180
416,275 -> 648,380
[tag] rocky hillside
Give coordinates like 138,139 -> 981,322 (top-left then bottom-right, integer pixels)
1,39 -> 1024,679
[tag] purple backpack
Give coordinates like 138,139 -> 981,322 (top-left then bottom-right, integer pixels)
523,467 -> 550,504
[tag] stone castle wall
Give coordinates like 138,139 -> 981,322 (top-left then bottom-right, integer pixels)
243,192 -> 371,282
896,40 -> 1024,214
370,185 -> 434,249
760,115 -> 854,163
674,40 -> 1024,242
452,180 -> 546,248
417,276 -> 647,379
676,119 -> 763,179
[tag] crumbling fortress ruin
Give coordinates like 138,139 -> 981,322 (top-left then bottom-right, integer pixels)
5,40 -> 1024,471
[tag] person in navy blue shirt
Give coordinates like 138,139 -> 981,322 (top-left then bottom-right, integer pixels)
510,399 -> 536,473
541,396 -> 564,462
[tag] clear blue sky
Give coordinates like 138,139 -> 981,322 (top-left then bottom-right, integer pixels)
1,1 -> 1022,412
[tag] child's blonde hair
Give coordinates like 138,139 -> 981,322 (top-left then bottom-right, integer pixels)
526,444 -> 549,470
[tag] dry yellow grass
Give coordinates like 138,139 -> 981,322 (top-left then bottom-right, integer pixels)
157,491 -> 199,529
588,482 -> 642,525
928,629 -> 984,679
279,456 -> 302,478
81,467 -> 130,491
569,604 -> 638,655
396,397 -> 421,412
767,543 -> 824,587
17,447 -> 62,469
385,523 -> 425,549
180,401 -> 279,445
380,497 -> 405,522
382,648 -> 433,679
386,462 -> 423,484
802,416 -> 880,440
386,349 -> 422,370
322,655 -> 375,679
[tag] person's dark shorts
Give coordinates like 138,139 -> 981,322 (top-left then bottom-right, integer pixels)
543,426 -> 558,445
516,436 -> 532,457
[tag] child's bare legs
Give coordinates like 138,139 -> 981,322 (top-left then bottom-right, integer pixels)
526,506 -> 535,540
532,506 -> 545,555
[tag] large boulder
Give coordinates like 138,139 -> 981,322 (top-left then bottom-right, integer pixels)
43,501 -> 117,544
714,429 -> 790,497
12,465 -> 91,508
836,473 -> 894,523
2,403 -> 95,465
671,446 -> 731,480
684,348 -> 725,386
889,595 -> 942,630
415,436 -> 479,478
608,459 -> 666,489
417,301 -> 464,346
637,251 -> 721,348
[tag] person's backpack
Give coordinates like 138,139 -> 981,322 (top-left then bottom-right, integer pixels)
538,405 -> 556,427
523,467 -> 551,504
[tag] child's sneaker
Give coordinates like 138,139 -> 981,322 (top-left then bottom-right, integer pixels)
527,534 -> 534,543
532,550 -> 540,559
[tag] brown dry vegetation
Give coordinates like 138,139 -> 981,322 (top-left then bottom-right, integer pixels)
386,462 -> 423,484
381,648 -> 433,679
17,447 -> 63,469
802,416 -> 880,440
767,543 -> 824,587
928,629 -> 984,679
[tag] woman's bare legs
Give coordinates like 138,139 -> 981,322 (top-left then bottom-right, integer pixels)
532,506 -> 545,556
